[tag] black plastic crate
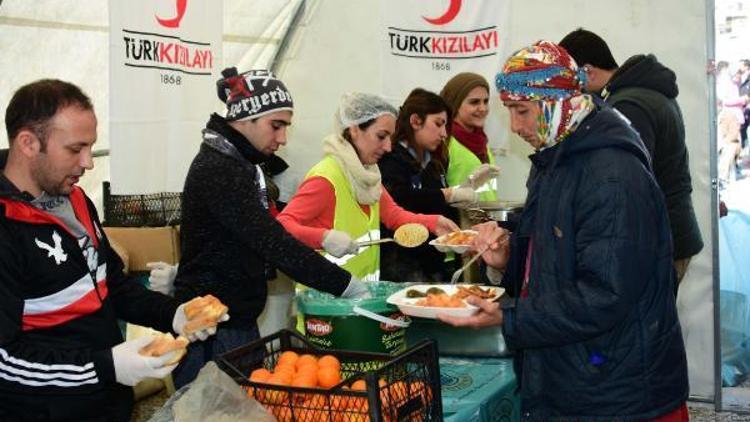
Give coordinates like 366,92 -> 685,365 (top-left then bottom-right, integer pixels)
102,181 -> 182,227
217,329 -> 442,421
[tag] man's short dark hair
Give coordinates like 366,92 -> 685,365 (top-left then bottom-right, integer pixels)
559,28 -> 619,71
5,79 -> 93,148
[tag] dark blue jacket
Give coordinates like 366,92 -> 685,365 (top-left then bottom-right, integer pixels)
501,104 -> 689,420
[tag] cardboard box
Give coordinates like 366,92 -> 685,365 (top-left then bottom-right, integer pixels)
103,226 -> 180,272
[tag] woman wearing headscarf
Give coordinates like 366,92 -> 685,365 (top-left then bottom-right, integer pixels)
440,72 -> 501,202
277,93 -> 459,283
378,88 -> 468,282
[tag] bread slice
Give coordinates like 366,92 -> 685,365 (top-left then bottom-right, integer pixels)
139,333 -> 189,366
182,295 -> 229,334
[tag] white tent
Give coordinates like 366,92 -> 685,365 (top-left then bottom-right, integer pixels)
0,0 -> 723,408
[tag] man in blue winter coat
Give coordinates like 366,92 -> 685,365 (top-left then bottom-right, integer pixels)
439,41 -> 689,421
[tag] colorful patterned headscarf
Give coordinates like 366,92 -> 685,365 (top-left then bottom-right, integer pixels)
495,41 -> 595,150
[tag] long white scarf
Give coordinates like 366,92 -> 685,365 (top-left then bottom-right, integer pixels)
322,134 -> 382,205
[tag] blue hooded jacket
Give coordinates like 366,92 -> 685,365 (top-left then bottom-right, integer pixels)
501,103 -> 689,420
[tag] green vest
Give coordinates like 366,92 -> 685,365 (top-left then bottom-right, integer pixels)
445,136 -> 497,202
306,156 -> 381,281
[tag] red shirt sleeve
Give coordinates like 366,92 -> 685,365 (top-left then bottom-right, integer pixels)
276,176 -> 336,248
379,188 -> 440,233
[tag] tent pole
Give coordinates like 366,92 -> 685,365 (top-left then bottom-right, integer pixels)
704,0 -> 722,413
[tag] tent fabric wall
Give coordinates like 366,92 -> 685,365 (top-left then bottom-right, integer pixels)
1,0 -> 717,401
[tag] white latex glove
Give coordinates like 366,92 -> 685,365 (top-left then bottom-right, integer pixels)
112,336 -> 179,386
460,164 -> 501,190
322,230 -> 359,258
172,302 -> 230,342
435,216 -> 461,236
446,187 -> 478,208
146,262 -> 178,296
340,276 -> 371,299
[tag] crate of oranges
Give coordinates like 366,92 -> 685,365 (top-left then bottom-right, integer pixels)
217,329 -> 442,421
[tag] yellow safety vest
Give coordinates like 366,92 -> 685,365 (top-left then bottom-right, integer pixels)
306,156 -> 381,281
445,136 -> 497,202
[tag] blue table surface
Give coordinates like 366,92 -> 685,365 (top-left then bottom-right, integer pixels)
440,357 -> 519,422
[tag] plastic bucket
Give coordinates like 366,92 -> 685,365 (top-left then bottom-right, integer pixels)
296,281 -> 410,354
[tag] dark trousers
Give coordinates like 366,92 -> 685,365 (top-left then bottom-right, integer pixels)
0,384 -> 133,422
172,324 -> 259,389
742,108 -> 750,149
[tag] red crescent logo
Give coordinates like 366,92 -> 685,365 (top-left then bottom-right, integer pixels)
423,0 -> 462,25
155,0 -> 188,28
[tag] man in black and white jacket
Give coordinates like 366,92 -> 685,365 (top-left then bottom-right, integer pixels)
0,79 -> 223,421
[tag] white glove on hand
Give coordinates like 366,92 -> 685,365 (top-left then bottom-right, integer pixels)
146,262 -> 178,296
112,336 -> 179,386
447,187 -> 478,208
340,277 -> 371,299
460,164 -> 501,190
322,230 -> 359,258
172,303 -> 230,342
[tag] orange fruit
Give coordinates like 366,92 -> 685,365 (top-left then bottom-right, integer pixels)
292,372 -> 317,389
296,354 -> 318,370
318,354 -> 341,371
275,361 -> 296,374
317,366 -> 342,389
388,381 -> 409,406
350,379 -> 366,391
264,374 -> 290,404
249,368 -> 272,382
273,406 -> 293,422
278,350 -> 299,367
410,381 -> 433,404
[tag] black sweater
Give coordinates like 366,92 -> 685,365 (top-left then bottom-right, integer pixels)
174,114 -> 351,328
378,142 -> 458,281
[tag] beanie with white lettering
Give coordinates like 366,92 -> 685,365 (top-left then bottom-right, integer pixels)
216,67 -> 294,121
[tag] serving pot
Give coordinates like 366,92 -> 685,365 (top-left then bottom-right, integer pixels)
466,200 -> 525,223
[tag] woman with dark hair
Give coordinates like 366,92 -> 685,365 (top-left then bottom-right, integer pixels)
378,88 -> 472,282
277,93 -> 459,284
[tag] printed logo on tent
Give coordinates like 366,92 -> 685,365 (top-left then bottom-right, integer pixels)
386,1 -> 499,61
35,231 -> 67,265
156,0 -> 188,28
118,0 -> 215,76
422,0 -> 461,25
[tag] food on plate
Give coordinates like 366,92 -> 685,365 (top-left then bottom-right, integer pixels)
406,289 -> 427,298
438,230 -> 476,246
138,333 -> 189,366
415,293 -> 466,308
426,287 -> 447,296
454,285 -> 497,299
183,294 -> 229,334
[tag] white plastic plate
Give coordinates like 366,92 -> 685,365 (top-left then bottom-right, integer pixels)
386,284 -> 504,320
428,230 -> 478,254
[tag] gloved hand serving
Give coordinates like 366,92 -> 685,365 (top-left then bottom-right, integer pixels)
112,336 -> 179,386
146,262 -> 178,296
460,164 -> 501,190
446,187 -> 478,208
322,230 -> 359,258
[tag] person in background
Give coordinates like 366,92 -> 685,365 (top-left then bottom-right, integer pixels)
439,41 -> 689,421
0,79 -> 221,421
559,28 -> 704,288
736,59 -> 750,154
440,72 -> 501,203
277,92 -> 459,283
715,61 -> 745,187
172,68 -> 368,388
378,88 -> 470,283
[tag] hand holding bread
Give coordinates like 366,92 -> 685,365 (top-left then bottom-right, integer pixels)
173,294 -> 230,342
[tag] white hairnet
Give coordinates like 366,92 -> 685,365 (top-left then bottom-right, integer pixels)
335,92 -> 398,133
